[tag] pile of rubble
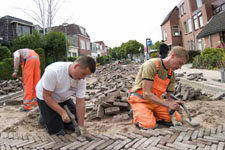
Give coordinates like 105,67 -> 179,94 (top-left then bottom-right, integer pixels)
174,72 -> 225,101
0,79 -> 22,95
85,64 -> 139,121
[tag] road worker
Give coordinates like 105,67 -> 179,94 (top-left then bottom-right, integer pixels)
36,56 -> 96,135
128,46 -> 189,129
12,48 -> 40,112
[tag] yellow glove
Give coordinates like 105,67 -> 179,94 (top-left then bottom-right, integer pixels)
79,126 -> 85,135
172,116 -> 182,126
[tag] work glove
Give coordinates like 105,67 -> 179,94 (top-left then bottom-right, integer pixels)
79,126 -> 86,135
171,116 -> 182,126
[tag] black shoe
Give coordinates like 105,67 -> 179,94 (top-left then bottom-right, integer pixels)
38,114 -> 45,126
64,123 -> 75,131
56,129 -> 66,136
157,120 -> 173,127
20,107 -> 31,112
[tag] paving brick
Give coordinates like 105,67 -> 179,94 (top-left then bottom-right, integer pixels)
204,128 -> 211,136
174,142 -> 197,149
150,136 -> 163,147
124,138 -> 140,149
95,140 -> 114,150
157,144 -> 173,150
159,134 -> 171,145
68,141 -> 89,150
183,130 -> 193,141
197,137 -> 218,144
114,139 -> 131,150
210,128 -> 217,135
132,137 -> 148,149
167,132 -> 179,143
51,142 -> 69,150
198,128 -> 205,138
166,143 -> 188,150
139,136 -> 157,148
86,140 -> 106,150
104,140 -> 122,150
217,125 -> 223,134
104,107 -> 120,115
175,131 -> 186,142
217,142 -> 225,150
191,130 -> 199,140
210,144 -> 217,150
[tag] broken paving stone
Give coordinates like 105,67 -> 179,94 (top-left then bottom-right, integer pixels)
112,114 -> 129,122
210,91 -> 225,100
105,107 -> 120,115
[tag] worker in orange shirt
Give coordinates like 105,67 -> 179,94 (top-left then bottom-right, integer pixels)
12,48 -> 40,112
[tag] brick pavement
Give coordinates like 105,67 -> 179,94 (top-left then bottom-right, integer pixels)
1,125 -> 225,150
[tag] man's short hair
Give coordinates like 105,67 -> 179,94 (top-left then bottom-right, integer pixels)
75,56 -> 96,73
169,46 -> 189,61
161,40 -> 164,43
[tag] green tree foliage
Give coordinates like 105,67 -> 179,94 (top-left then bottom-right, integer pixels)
10,30 -> 44,52
44,31 -> 67,65
110,40 -> 144,60
150,41 -> 160,50
0,46 -> 11,61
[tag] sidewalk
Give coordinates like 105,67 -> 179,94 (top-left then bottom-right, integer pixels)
175,64 -> 225,95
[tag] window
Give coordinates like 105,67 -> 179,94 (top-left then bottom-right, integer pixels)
198,12 -> 203,27
172,26 -> 180,36
163,30 -> 167,41
202,38 -> 205,50
194,15 -> 199,30
80,27 -> 85,35
80,40 -> 85,49
198,39 -> 202,50
17,24 -> 31,36
196,0 -> 202,8
184,21 -> 188,34
86,41 -> 90,50
188,19 -> 192,32
180,3 -> 186,16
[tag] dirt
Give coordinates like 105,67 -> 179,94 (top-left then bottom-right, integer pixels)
1,75 -> 225,134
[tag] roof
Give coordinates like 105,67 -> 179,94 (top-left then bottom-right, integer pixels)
161,6 -> 178,26
0,15 -> 33,25
51,24 -> 90,38
197,10 -> 225,39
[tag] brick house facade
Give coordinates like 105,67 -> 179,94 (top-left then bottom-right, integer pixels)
52,24 -> 91,56
161,0 -> 225,50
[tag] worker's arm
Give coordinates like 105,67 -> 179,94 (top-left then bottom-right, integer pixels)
12,51 -> 20,78
43,88 -> 70,123
75,97 -> 85,127
142,80 -> 181,111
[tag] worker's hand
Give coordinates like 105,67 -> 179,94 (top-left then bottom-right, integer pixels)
61,111 -> 71,123
12,72 -> 17,78
168,100 -> 183,112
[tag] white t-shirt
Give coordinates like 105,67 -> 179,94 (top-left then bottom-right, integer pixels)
36,62 -> 86,103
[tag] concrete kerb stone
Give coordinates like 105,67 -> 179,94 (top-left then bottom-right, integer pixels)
178,77 -> 225,95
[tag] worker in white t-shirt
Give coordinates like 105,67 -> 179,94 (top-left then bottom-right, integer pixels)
36,56 -> 96,136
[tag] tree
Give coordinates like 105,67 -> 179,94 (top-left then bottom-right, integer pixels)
44,31 -> 67,65
10,30 -> 44,52
150,41 -> 161,50
121,40 -> 144,60
19,0 -> 63,34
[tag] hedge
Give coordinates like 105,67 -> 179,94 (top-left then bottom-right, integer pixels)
0,58 -> 14,80
0,46 -> 11,61
34,48 -> 46,75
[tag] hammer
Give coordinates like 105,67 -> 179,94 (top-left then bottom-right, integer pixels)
63,105 -> 81,136
169,94 -> 192,122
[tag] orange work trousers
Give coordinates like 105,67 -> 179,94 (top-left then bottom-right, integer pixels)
22,50 -> 40,110
128,95 -> 181,129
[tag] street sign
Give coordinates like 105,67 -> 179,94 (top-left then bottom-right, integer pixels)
147,40 -> 152,46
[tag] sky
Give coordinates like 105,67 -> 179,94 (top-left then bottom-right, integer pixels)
1,0 -> 182,48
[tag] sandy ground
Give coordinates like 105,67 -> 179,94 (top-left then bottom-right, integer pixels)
1,75 -> 225,134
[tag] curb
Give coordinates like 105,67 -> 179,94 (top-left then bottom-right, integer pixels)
178,77 -> 225,95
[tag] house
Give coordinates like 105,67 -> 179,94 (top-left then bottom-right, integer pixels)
51,24 -> 91,57
95,41 -> 108,56
0,15 -> 33,44
161,0 -> 225,50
